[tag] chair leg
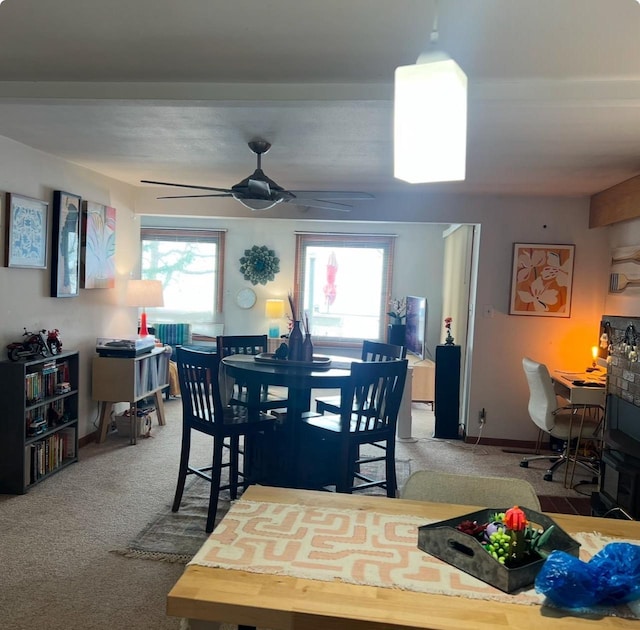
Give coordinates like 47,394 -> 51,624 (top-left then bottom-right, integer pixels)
206,436 -> 225,533
229,435 -> 240,499
172,426 -> 192,512
385,443 -> 398,498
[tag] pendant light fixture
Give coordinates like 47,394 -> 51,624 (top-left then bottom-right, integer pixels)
394,1 -> 467,184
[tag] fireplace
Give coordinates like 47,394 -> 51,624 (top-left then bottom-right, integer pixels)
592,316 -> 640,519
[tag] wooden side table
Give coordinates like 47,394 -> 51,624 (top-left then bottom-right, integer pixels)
92,346 -> 170,445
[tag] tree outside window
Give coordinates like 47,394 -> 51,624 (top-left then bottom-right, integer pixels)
140,228 -> 225,324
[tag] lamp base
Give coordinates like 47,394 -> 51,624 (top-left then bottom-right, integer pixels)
139,310 -> 150,337
268,324 -> 280,339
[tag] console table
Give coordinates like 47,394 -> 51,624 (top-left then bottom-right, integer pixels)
92,346 -> 170,444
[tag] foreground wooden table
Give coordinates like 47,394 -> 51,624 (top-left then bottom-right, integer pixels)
167,486 -> 640,630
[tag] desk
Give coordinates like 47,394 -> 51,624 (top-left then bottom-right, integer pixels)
168,485 -> 640,630
552,370 -> 606,487
221,354 -> 354,487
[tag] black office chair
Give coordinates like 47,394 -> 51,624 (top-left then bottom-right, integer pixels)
216,334 -> 288,411
315,339 -> 406,415
172,347 -> 276,532
299,358 -> 408,497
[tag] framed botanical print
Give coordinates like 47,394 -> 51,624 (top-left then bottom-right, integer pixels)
50,190 -> 82,297
509,243 -> 575,317
4,193 -> 49,269
81,201 -> 116,289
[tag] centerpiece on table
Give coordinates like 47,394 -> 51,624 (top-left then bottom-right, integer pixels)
418,505 -> 580,593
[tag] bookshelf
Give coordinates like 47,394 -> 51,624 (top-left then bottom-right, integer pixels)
92,346 -> 170,445
0,350 -> 79,494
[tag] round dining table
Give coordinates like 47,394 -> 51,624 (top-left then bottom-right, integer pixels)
220,353 -> 356,488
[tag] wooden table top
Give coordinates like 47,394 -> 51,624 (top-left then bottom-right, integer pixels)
167,486 -> 640,630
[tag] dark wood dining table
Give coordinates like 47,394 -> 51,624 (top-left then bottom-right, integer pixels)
220,353 -> 356,487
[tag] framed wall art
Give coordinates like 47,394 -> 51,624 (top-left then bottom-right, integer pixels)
81,200 -> 116,289
4,192 -> 49,269
50,190 -> 82,297
509,242 -> 575,317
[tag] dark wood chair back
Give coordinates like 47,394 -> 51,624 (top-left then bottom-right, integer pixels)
302,358 -> 408,497
172,346 -> 275,533
216,334 -> 268,357
361,339 -> 406,361
216,334 -> 287,411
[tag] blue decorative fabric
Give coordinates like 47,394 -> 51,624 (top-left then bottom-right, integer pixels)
153,323 -> 192,347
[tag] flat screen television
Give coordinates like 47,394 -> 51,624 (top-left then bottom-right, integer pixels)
405,296 -> 427,359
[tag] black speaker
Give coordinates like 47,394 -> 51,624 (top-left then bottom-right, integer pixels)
434,344 -> 461,439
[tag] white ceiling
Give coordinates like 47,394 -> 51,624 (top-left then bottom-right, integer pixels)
0,0 -> 639,204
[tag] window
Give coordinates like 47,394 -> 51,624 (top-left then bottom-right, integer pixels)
294,233 -> 395,344
140,228 -> 225,325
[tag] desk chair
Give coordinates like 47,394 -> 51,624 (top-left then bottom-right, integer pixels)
172,347 -> 275,532
299,359 -> 408,497
216,335 -> 288,411
315,339 -> 406,415
400,470 -> 541,510
520,357 -> 601,484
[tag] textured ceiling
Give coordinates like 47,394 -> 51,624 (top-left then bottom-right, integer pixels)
0,0 -> 638,202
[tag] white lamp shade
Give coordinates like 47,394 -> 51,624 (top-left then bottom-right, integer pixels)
126,279 -> 164,307
265,299 -> 285,319
394,53 -> 467,184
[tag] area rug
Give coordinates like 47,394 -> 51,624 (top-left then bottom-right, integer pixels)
114,459 -> 411,563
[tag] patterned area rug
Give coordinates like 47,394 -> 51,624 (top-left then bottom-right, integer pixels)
114,459 -> 411,563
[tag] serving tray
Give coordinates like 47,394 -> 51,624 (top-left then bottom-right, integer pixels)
254,353 -> 331,368
417,507 -> 580,593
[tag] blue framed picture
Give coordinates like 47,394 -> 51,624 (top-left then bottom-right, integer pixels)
4,192 -> 49,269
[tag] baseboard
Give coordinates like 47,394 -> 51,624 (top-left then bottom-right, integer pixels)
464,436 -> 540,450
80,431 -> 98,448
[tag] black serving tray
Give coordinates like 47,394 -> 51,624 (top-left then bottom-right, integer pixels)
417,507 -> 580,593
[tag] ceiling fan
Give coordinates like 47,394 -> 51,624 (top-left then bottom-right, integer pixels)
140,140 -> 374,212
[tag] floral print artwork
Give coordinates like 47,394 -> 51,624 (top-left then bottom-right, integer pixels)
509,243 -> 575,317
81,201 -> 116,288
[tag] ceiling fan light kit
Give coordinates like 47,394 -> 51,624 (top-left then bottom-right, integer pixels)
141,140 -> 374,213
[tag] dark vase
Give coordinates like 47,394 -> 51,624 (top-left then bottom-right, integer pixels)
302,333 -> 314,362
288,320 -> 303,361
388,323 -> 406,347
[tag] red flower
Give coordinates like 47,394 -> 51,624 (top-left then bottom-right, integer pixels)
504,506 -> 527,531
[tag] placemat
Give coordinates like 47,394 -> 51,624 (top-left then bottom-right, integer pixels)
190,500 -> 640,618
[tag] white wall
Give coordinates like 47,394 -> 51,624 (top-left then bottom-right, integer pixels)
0,135 -> 614,444
140,214 -> 447,358
139,192 -> 612,443
0,135 -> 140,438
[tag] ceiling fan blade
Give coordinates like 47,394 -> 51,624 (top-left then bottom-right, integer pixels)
141,179 -> 232,194
156,193 -> 233,199
288,191 -> 375,200
287,198 -> 353,212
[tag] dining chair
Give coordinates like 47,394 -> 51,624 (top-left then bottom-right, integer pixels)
520,357 -> 602,484
315,339 -> 406,415
299,358 -> 408,497
216,334 -> 288,411
400,470 -> 541,510
172,347 -> 276,532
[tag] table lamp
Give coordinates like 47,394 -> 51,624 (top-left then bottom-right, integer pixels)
126,279 -> 164,337
265,299 -> 285,338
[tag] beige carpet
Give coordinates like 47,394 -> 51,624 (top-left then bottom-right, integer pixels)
0,398 -> 598,630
